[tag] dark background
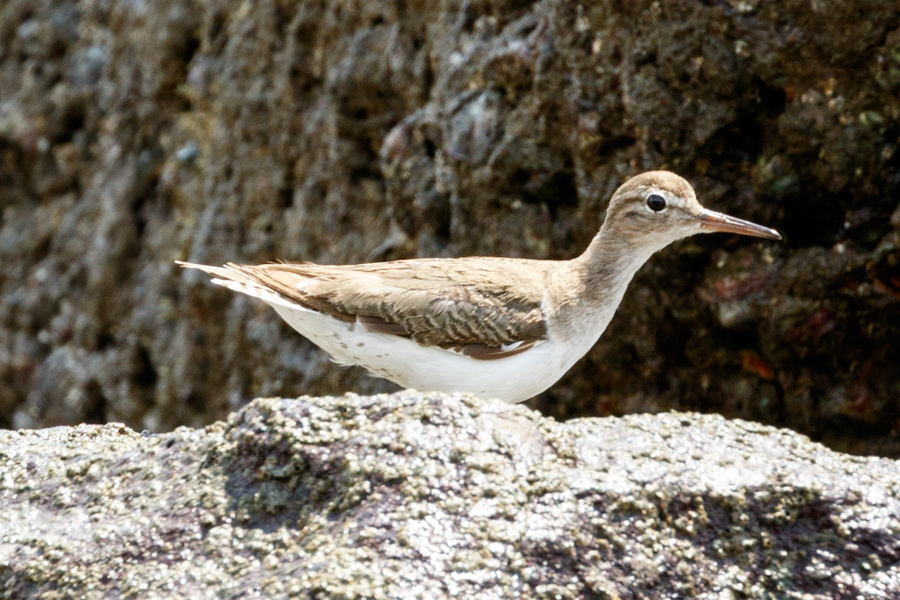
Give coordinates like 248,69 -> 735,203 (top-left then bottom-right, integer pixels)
0,0 -> 898,455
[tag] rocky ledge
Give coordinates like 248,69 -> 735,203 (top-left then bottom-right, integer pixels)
1,392 -> 898,598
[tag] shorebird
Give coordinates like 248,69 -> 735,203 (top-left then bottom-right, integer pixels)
178,171 -> 780,403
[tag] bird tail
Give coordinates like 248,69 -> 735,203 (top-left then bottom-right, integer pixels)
175,261 -> 305,311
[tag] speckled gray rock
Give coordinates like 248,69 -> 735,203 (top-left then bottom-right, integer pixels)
1,392 -> 898,598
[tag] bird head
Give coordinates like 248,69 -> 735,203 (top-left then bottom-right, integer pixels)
603,171 -> 781,254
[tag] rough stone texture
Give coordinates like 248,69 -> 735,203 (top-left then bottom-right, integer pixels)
0,1 -> 899,454
1,393 -> 899,599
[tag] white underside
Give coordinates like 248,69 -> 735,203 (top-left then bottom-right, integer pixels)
270,302 -> 567,403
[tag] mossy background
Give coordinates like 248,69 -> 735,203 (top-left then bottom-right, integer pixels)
0,0 -> 898,455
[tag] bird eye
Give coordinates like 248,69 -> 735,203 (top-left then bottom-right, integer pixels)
646,194 -> 666,212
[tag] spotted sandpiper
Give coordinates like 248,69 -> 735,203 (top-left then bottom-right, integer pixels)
178,171 -> 780,402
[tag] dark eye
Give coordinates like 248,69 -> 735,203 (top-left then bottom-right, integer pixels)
647,194 -> 666,212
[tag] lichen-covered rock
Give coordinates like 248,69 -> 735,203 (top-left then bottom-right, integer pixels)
0,0 -> 898,454
1,393 -> 898,598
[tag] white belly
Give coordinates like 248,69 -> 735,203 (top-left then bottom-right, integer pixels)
269,302 -> 570,403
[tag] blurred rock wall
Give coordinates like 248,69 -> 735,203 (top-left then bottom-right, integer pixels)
0,0 -> 898,454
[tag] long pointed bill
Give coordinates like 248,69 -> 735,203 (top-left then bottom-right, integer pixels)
696,209 -> 782,240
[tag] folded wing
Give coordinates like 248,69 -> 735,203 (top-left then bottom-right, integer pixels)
178,259 -> 550,360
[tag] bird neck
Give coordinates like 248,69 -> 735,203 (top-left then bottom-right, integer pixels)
573,224 -> 656,297
543,225 -> 657,351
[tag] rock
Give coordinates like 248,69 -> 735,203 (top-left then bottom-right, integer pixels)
0,0 -> 898,456
1,392 -> 898,598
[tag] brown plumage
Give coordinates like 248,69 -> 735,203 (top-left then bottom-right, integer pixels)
187,258 -> 552,359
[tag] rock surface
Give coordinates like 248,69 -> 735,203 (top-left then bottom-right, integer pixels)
1,392 -> 899,598
0,0 -> 899,454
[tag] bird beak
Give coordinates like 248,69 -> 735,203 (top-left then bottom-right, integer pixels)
695,209 -> 782,240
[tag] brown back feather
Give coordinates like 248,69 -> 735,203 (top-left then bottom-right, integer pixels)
225,259 -> 551,353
